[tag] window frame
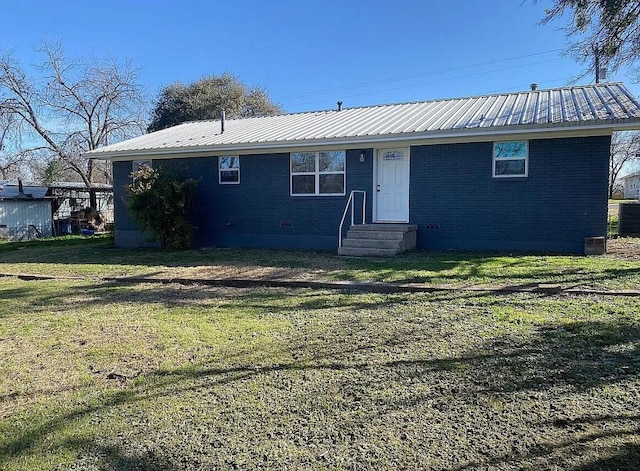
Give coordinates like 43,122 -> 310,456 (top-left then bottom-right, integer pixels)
218,156 -> 240,185
290,150 -> 346,196
492,141 -> 529,178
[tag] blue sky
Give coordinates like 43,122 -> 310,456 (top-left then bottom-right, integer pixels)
2,0 -> 639,114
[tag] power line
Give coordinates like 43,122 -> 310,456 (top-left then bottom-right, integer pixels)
476,76 -> 576,97
276,48 -> 564,103
284,57 -> 566,109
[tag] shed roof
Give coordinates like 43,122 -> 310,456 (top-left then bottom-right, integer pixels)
0,184 -> 48,199
0,181 -> 114,200
86,83 -> 640,159
48,182 -> 113,191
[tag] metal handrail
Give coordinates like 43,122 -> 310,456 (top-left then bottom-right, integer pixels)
338,190 -> 366,248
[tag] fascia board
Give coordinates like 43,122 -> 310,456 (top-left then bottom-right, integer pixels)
89,121 -> 637,161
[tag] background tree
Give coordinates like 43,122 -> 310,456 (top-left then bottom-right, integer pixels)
610,131 -> 640,197
0,41 -> 147,186
539,1 -> 640,77
0,108 -> 24,179
147,73 -> 281,132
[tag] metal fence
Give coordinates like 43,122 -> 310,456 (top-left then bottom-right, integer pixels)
0,224 -> 51,242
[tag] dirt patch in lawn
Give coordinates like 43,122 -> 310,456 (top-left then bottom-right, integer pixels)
141,256 -> 351,283
605,237 -> 640,260
1,282 -> 639,470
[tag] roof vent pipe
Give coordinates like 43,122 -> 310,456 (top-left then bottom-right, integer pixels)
221,109 -> 225,134
530,83 -> 538,91
18,178 -> 25,198
337,101 -> 343,111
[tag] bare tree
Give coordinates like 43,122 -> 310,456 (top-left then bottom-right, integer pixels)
610,131 -> 640,198
0,106 -> 26,179
0,41 -> 147,187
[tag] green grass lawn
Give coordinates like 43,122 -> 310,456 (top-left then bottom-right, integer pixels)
1,238 -> 640,469
2,235 -> 640,290
609,200 -> 638,236
1,275 -> 639,469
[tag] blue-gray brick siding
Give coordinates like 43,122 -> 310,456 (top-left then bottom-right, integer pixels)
112,160 -> 160,247
409,136 -> 610,253
113,136 -> 609,253
113,149 -> 374,249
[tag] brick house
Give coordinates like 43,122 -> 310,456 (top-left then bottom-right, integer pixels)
86,83 -> 640,254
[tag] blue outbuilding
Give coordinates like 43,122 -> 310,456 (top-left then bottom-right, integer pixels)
86,83 -> 640,254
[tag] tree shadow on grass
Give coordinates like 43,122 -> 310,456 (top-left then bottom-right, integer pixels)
52,279 -> 414,313
0,237 -> 341,270
480,320 -> 639,393
115,315 -> 640,469
4,236 -> 640,290
573,442 -> 640,470
453,418 -> 640,471
386,262 -> 640,289
1,400 -> 178,470
417,317 -> 640,470
2,287 -> 639,469
0,286 -> 41,305
56,437 -> 178,471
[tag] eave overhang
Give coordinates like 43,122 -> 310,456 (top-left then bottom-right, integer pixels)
87,119 -> 640,161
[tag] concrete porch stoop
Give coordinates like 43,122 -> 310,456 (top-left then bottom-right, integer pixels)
338,224 -> 418,257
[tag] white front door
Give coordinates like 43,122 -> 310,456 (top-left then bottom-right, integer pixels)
375,148 -> 410,222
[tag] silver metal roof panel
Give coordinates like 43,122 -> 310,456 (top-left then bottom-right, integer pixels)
85,83 -> 640,159
0,185 -> 48,199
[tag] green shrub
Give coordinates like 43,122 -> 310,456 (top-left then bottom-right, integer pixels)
125,165 -> 198,250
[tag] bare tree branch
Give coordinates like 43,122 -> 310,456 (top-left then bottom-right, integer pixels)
610,131 -> 640,197
0,42 -> 147,186
537,0 -> 640,77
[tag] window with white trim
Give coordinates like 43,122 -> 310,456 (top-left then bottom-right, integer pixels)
290,151 -> 345,196
493,141 -> 528,178
218,156 -> 240,184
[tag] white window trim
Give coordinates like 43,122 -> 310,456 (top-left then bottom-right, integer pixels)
290,151 -> 346,196
218,156 -> 240,185
492,141 -> 528,178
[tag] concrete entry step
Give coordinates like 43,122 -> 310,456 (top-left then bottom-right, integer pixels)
342,238 -> 403,250
339,223 -> 417,257
348,224 -> 418,232
346,230 -> 406,241
337,247 -> 401,257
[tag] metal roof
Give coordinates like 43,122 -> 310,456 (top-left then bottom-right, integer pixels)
48,181 -> 113,191
0,181 -> 112,199
0,184 -> 48,199
86,83 -> 640,159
